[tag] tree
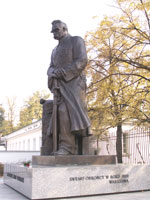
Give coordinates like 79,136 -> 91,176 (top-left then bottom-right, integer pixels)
85,0 -> 150,162
111,0 -> 150,125
112,0 -> 150,73
0,105 -> 5,134
18,90 -> 50,128
0,100 -> 17,136
6,97 -> 17,133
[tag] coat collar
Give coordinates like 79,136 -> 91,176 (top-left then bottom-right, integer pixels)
59,34 -> 71,45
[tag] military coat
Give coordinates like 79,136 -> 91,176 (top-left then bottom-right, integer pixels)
47,34 -> 90,133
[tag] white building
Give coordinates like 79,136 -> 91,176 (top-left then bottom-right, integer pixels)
5,120 -> 42,151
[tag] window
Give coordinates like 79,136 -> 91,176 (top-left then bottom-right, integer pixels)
15,142 -> 17,150
12,143 -> 14,151
19,142 -> 21,150
33,138 -> 36,151
23,140 -> 25,151
123,133 -> 129,154
39,137 -> 42,149
27,139 -> 30,151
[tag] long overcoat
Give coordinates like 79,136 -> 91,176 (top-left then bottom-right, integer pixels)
47,34 -> 90,133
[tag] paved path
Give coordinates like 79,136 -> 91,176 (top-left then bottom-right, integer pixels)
0,177 -> 150,200
0,177 -> 27,200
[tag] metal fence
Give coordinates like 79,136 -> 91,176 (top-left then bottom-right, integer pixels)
123,127 -> 150,164
91,127 -> 150,164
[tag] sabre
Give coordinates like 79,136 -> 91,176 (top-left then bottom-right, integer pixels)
52,77 -> 59,153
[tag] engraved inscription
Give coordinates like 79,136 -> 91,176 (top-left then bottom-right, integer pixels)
69,174 -> 129,184
7,172 -> 24,183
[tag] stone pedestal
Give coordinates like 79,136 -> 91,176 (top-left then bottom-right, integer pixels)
32,155 -> 116,166
4,157 -> 150,199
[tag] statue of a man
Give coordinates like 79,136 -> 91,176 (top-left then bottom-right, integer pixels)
47,20 -> 90,155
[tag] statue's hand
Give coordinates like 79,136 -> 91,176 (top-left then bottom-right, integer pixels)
48,73 -> 60,91
54,68 -> 66,78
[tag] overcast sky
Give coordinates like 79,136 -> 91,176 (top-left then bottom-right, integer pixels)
0,0 -> 115,111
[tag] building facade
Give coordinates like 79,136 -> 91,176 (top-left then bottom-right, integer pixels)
5,120 -> 42,151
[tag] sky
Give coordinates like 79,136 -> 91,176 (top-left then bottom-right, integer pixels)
0,0 -> 116,112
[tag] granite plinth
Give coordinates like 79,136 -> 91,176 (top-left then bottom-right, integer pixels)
4,164 -> 150,200
32,155 -> 116,166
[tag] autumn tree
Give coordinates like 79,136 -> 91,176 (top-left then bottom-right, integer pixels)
6,97 -> 17,133
0,98 -> 17,135
18,90 -> 50,128
85,21 -> 140,162
0,105 -> 5,134
111,0 -> 150,124
85,0 -> 150,162
112,0 -> 150,73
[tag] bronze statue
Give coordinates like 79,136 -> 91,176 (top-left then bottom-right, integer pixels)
46,20 -> 90,155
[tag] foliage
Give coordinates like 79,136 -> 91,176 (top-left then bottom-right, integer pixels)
0,98 -> 18,135
0,105 -> 5,134
85,0 -> 150,132
0,105 -> 4,128
6,97 -> 17,133
18,90 -> 50,128
85,0 -> 150,162
112,0 -> 150,124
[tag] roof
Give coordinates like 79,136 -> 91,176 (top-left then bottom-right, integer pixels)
4,120 -> 42,140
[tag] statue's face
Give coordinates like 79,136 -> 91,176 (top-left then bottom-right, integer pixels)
51,23 -> 66,40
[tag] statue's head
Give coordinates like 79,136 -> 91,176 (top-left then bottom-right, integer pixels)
51,20 -> 68,40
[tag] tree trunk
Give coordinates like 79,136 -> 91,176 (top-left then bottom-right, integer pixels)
116,124 -> 123,163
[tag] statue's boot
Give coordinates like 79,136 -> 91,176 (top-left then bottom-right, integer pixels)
53,149 -> 72,155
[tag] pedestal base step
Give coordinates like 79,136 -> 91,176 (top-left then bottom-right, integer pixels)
4,164 -> 150,199
32,155 -> 116,166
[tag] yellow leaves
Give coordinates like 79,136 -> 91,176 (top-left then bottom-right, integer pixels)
144,1 -> 150,10
116,0 -> 126,5
136,0 -> 150,11
100,19 -> 113,28
85,0 -> 150,132
92,16 -> 98,19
